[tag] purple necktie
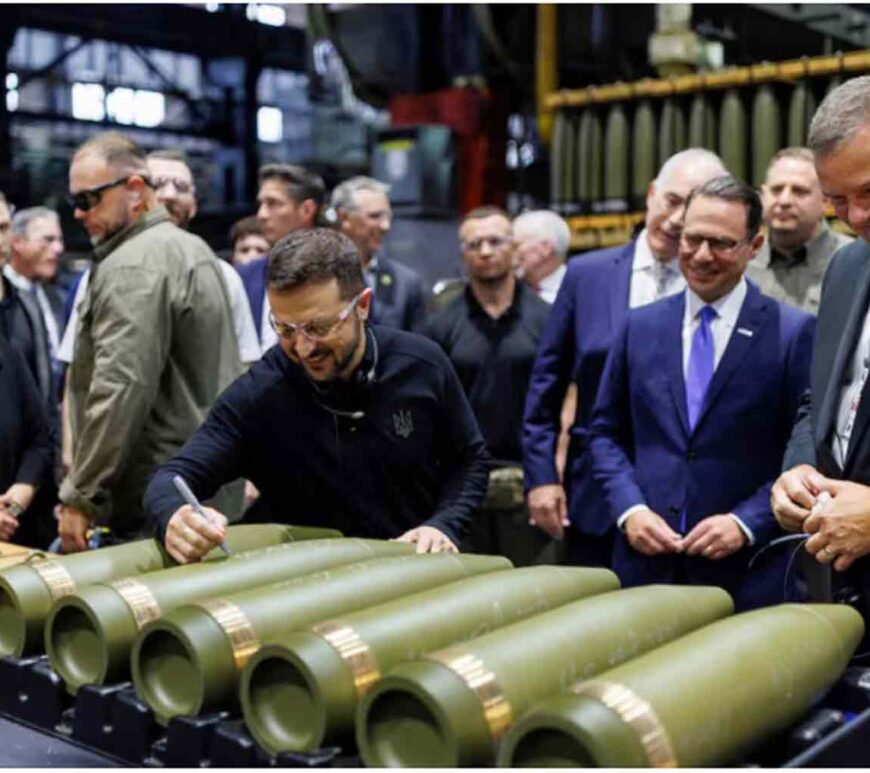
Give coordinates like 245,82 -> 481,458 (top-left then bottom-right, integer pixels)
686,305 -> 717,431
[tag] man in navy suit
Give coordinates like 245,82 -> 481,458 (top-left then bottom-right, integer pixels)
589,176 -> 814,604
239,164 -> 325,353
772,76 -> 870,621
523,148 -> 727,567
331,176 -> 428,333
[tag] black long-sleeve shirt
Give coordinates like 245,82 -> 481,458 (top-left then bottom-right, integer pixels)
146,325 -> 490,544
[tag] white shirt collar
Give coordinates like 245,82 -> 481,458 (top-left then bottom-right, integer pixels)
537,264 -> 566,302
2,263 -> 34,292
685,276 -> 747,328
633,228 -> 679,275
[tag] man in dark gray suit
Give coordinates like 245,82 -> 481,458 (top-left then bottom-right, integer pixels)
331,176 -> 428,332
772,76 -> 870,611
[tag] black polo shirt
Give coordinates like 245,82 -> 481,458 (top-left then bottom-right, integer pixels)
424,282 -> 551,466
146,325 -> 490,545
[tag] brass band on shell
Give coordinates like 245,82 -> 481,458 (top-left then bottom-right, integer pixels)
111,578 -> 162,630
427,647 -> 514,744
29,559 -> 76,601
197,597 -> 260,670
312,621 -> 381,697
571,679 -> 678,768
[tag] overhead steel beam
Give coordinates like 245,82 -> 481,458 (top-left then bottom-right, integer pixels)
128,45 -> 211,126
9,109 -> 230,141
752,4 -> 870,50
17,37 -> 89,89
14,4 -> 306,72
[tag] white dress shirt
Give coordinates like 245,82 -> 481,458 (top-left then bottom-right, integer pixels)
259,293 -> 278,352
617,277 -> 755,544
57,269 -> 89,364
536,263 -> 567,304
832,303 -> 870,468
3,263 -> 61,357
59,262 -> 262,366
628,229 -> 685,309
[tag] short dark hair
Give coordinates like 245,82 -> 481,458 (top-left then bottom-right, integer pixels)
267,227 -> 364,299
459,205 -> 511,229
684,174 -> 763,239
229,215 -> 264,247
258,163 -> 325,210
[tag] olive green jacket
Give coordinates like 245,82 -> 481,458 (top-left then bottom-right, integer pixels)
59,208 -> 244,536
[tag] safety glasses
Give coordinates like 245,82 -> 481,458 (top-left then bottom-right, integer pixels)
67,176 -> 139,212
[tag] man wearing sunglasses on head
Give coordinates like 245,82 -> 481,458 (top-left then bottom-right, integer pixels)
145,228 -> 489,563
588,175 -> 814,607
57,131 -> 244,553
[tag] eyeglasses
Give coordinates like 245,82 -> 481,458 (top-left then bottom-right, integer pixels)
67,176 -> 141,212
269,291 -> 363,343
680,231 -> 748,258
462,235 -> 512,252
152,176 -> 194,195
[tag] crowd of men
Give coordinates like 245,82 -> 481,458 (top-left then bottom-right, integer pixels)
6,76 -> 870,617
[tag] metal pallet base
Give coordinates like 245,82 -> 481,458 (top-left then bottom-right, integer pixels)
2,654 -> 870,767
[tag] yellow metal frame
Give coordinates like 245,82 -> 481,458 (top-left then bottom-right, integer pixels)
546,50 -> 870,110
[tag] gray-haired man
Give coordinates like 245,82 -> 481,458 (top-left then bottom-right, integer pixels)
332,176 -> 428,331
4,207 -> 65,388
513,209 -> 572,304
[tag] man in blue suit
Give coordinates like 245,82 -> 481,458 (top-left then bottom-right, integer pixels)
331,176 -> 428,333
589,176 -> 814,603
523,148 -> 727,567
239,164 -> 325,353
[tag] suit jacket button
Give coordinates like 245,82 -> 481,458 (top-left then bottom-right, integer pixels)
686,451 -> 696,462
669,505 -> 679,514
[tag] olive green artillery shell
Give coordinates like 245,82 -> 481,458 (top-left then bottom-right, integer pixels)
719,88 -> 747,181
131,552 -> 510,724
549,110 -> 568,206
575,108 -> 593,206
688,92 -> 716,151
751,83 -> 781,187
0,523 -> 319,658
356,584 -> 734,768
657,97 -> 686,170
498,603 -> 864,768
631,100 -> 656,206
241,565 -> 619,755
587,108 -> 604,202
604,103 -> 630,201
562,112 -> 577,207
787,82 -> 817,147
45,536 -> 406,694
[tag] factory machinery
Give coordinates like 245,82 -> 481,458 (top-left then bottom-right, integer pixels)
0,524 -> 869,767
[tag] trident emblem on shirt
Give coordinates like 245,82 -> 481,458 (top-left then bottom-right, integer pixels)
392,409 -> 413,438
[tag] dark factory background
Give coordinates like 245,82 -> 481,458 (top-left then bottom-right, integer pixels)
0,3 -> 868,285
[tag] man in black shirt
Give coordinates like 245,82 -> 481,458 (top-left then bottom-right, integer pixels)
423,206 -> 552,564
145,228 -> 489,563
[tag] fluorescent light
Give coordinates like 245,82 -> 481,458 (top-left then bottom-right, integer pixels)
246,4 -> 286,27
257,105 -> 282,143
71,82 -> 106,121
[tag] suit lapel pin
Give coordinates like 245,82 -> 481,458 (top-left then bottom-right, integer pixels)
380,274 -> 392,287
737,327 -> 754,337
